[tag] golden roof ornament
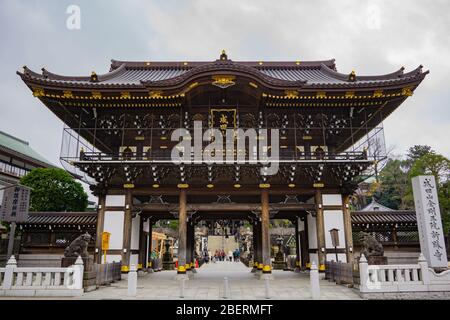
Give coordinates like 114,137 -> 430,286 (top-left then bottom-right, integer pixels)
348,70 -> 356,82
90,71 -> 98,82
220,49 -> 228,60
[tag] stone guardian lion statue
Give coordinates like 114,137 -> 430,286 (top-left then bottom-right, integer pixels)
64,232 -> 92,258
359,231 -> 384,257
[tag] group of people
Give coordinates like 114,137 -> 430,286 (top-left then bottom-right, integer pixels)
203,248 -> 241,263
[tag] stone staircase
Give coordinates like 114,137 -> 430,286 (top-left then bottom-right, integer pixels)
207,235 -> 238,254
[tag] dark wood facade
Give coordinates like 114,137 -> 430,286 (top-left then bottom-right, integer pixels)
17,52 -> 427,273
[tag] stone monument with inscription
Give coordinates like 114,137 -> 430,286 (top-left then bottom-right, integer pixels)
412,175 -> 448,270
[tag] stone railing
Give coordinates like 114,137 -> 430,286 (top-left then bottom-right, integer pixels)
359,253 -> 450,298
0,255 -> 84,297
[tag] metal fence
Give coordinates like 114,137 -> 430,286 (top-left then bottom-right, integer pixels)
325,261 -> 354,286
94,262 -> 121,286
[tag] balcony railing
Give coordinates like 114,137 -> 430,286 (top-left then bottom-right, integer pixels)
0,161 -> 29,178
69,150 -> 369,164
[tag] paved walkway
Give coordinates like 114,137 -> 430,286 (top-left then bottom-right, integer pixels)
81,261 -> 362,300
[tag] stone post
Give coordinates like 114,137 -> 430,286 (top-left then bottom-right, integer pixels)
72,256 -> 84,290
418,253 -> 430,285
359,254 -> 368,293
310,262 -> 320,299
3,255 -> 17,289
127,264 -> 137,296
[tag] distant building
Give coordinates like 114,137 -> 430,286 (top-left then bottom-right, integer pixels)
0,130 -> 53,187
0,130 -> 53,235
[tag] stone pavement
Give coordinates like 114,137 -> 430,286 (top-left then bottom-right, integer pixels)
80,261 -> 362,300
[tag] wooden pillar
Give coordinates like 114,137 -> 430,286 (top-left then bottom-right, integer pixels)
342,194 -> 354,265
177,189 -> 187,274
94,194 -> 106,264
121,189 -> 133,272
251,221 -> 258,271
301,215 -> 310,269
393,225 -> 398,250
256,220 -> 263,271
315,189 -> 326,271
148,220 -> 153,270
138,216 -> 145,270
295,217 -> 300,270
186,219 -> 192,271
261,189 -> 271,274
191,222 -> 196,268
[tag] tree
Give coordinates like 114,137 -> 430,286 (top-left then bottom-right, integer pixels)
406,153 -> 450,234
376,158 -> 410,209
406,145 -> 434,161
20,168 -> 88,212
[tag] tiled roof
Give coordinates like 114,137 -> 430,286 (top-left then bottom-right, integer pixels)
19,212 -> 97,226
360,199 -> 394,212
18,58 -> 427,89
351,211 -> 417,224
0,131 -> 53,167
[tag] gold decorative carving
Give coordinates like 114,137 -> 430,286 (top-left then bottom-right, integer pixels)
316,91 -> 326,98
32,87 -> 45,97
149,91 -> 163,98
402,86 -> 413,96
285,90 -> 299,98
121,91 -> 131,99
212,75 -> 236,89
373,90 -> 383,98
63,91 -> 73,98
91,91 -> 102,99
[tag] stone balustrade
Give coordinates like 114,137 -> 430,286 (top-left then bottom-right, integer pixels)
359,253 -> 450,299
0,255 -> 84,297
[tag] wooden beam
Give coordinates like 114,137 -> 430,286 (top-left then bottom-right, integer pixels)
135,202 -> 315,212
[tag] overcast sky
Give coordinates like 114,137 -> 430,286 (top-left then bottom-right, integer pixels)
0,0 -> 449,194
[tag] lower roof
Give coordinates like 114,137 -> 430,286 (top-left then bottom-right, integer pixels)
0,130 -> 54,167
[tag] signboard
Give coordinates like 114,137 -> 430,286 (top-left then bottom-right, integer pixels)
210,109 -> 237,132
101,231 -> 111,251
0,185 -> 31,223
412,175 -> 448,268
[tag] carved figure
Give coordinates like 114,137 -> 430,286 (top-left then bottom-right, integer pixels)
359,231 -> 384,257
64,232 -> 92,258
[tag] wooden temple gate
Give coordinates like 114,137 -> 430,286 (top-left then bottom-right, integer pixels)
17,50 -> 427,277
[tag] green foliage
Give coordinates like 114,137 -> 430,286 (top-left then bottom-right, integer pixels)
376,159 -> 409,209
373,146 -> 450,234
157,219 -> 179,230
407,153 -> 450,234
20,168 -> 88,212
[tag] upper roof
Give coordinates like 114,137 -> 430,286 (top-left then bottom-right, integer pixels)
360,199 -> 394,212
0,131 -> 53,167
17,53 -> 428,90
